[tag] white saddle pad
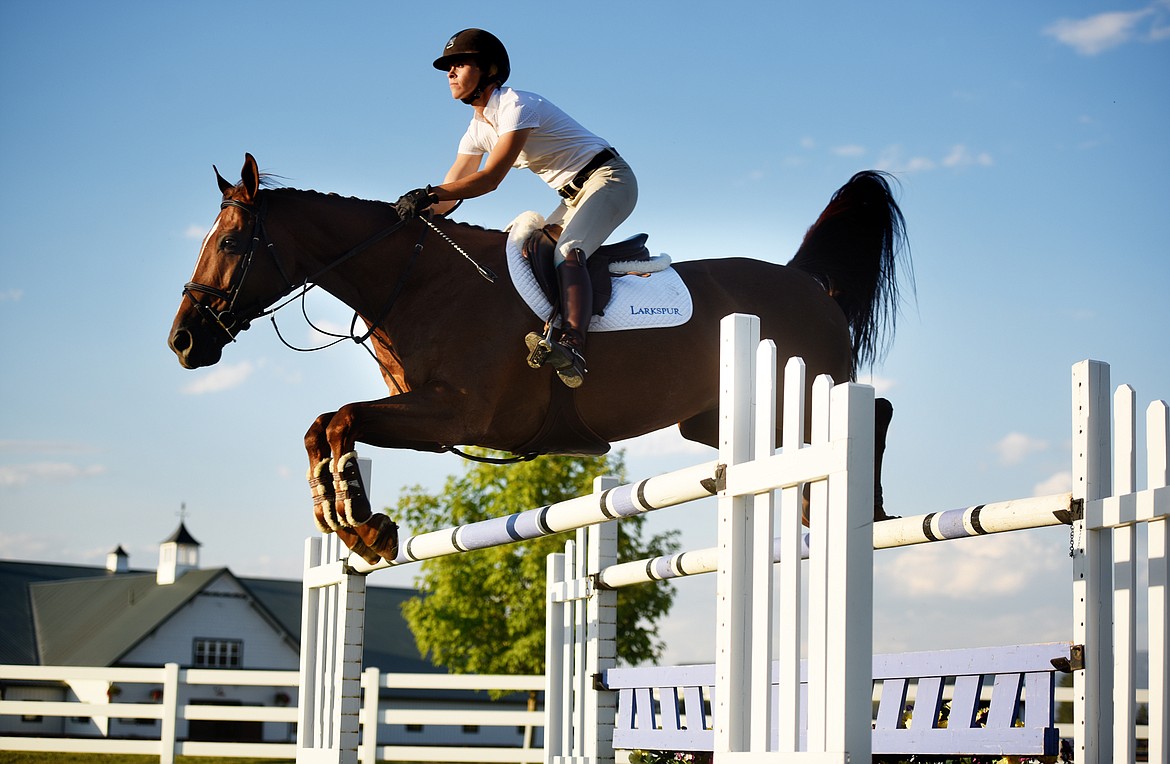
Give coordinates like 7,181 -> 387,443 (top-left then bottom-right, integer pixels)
505,212 -> 693,332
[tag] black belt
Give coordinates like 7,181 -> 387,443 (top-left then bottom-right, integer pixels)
558,148 -> 618,200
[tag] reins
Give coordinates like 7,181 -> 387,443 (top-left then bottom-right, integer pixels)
187,196 -> 495,349
185,194 -> 530,463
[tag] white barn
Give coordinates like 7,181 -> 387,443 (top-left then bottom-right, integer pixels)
0,522 -> 534,749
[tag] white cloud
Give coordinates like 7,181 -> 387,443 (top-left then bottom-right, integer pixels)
941,144 -> 993,169
994,432 -> 1048,466
0,532 -> 54,560
1044,6 -> 1162,55
875,144 -> 992,175
180,360 -> 254,394
0,462 -> 107,487
184,224 -> 207,239
1033,470 -> 1072,496
0,288 -> 23,302
831,144 -> 866,158
855,372 -> 896,396
875,146 -> 935,174
878,531 -> 1060,600
617,426 -> 713,458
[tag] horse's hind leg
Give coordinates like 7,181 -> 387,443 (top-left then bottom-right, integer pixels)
874,397 -> 894,521
798,400 -> 894,524
677,410 -> 719,449
683,400 -> 895,523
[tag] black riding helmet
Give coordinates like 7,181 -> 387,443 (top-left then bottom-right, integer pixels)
433,28 -> 510,103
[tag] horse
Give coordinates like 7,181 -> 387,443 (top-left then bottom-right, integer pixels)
169,154 -> 910,564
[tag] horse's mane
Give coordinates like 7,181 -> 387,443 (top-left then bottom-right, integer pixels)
259,182 -> 500,234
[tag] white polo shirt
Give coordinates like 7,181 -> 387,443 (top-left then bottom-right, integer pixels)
457,87 -> 610,191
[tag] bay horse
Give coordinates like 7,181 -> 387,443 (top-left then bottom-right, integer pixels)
169,154 -> 910,564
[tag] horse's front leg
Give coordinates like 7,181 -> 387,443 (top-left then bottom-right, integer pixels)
304,412 -> 382,564
324,383 -> 475,563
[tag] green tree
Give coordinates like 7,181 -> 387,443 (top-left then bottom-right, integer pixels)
396,450 -> 679,678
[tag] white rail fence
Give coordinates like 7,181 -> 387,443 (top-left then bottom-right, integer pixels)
1,663 -> 1153,761
0,663 -> 542,763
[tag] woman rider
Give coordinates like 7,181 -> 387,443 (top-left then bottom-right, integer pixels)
394,28 -> 638,389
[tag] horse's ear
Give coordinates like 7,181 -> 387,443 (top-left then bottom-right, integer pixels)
214,164 -> 233,195
240,153 -> 260,203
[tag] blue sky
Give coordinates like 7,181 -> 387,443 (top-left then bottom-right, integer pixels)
2,1 -> 1168,666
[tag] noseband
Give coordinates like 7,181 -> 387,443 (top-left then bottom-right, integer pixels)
182,198 -> 294,342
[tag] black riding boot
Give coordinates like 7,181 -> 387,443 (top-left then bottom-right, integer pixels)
525,248 -> 592,388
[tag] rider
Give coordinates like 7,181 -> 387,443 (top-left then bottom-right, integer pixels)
394,28 -> 638,389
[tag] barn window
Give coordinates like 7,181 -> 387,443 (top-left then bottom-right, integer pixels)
193,638 -> 243,668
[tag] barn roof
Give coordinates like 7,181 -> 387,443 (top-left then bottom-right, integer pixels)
0,558 -> 435,674
31,567 -> 227,665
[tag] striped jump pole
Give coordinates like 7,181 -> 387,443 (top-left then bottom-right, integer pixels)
346,460 -> 720,575
594,492 -> 1076,589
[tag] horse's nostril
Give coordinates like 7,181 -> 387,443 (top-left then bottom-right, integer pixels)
170,329 -> 192,353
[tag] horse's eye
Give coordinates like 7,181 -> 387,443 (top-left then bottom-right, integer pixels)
221,238 -> 238,252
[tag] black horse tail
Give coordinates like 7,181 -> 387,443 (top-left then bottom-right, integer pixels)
787,170 -> 912,378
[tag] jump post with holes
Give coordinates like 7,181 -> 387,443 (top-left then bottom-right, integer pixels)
294,313 -> 1169,764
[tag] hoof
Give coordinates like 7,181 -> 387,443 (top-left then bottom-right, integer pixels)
337,527 -> 381,565
874,488 -> 899,522
359,513 -> 399,563
308,458 -> 340,532
333,451 -> 371,527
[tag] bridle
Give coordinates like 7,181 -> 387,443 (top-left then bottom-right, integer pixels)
182,194 -> 497,345
181,198 -> 289,342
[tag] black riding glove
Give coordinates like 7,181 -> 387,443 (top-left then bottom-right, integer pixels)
394,186 -> 438,220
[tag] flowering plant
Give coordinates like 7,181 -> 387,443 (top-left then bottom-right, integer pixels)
628,751 -> 713,764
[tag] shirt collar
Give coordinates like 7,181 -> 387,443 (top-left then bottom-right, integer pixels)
474,87 -> 503,126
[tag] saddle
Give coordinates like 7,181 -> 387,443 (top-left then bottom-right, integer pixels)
520,224 -> 664,321
513,223 -> 666,458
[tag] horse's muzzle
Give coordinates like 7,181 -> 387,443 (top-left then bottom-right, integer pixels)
168,321 -> 224,369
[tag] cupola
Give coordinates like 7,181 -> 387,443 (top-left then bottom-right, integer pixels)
157,521 -> 201,585
105,545 -> 129,574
